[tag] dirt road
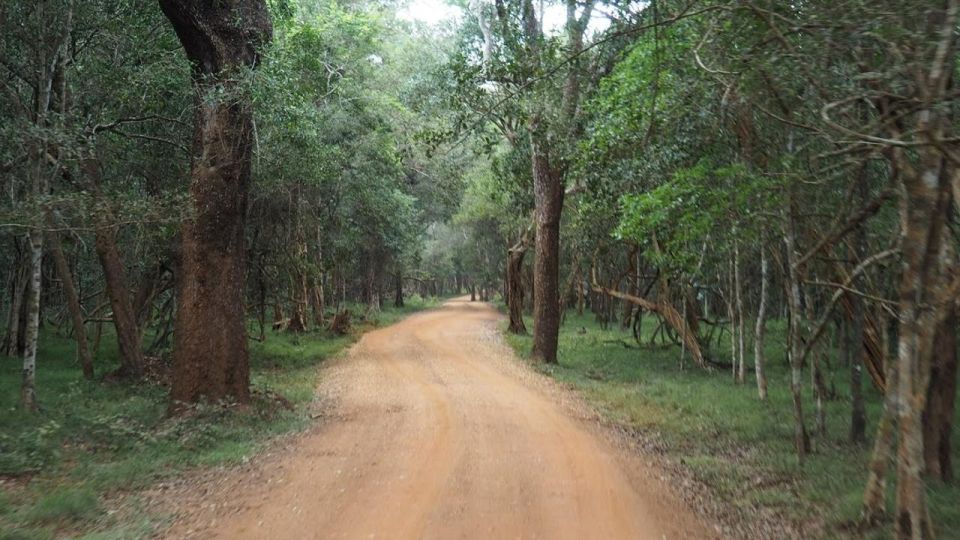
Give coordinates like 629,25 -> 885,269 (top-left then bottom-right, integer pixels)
163,298 -> 711,539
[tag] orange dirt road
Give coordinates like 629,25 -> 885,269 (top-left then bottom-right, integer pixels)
165,298 -> 711,539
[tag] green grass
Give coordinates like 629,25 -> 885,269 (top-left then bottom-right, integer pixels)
502,308 -> 960,539
0,294 -> 442,538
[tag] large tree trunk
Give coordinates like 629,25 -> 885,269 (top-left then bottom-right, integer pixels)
922,306 -> 957,482
47,227 -> 93,379
530,138 -> 562,363
161,0 -> 272,409
520,0 -> 591,363
507,242 -> 527,334
888,6 -> 957,537
893,155 -> 952,540
95,224 -> 144,379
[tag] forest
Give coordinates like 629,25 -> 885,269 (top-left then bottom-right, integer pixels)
0,0 -> 958,539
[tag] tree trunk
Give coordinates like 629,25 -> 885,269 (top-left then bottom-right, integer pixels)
576,267 -> 584,316
893,160 -> 951,540
620,266 -> 635,330
307,279 -> 320,327
850,185 -> 869,443
314,227 -> 326,326
850,292 -> 867,444
288,269 -> 309,333
394,270 -> 404,308
132,263 -> 164,335
161,0 -> 272,409
862,360 -> 899,525
95,224 -> 144,379
47,227 -> 93,379
782,199 -> 810,461
734,239 -> 746,384
754,242 -> 769,400
288,231 -> 309,332
21,230 -> 42,411
530,136 -> 562,363
313,279 -> 326,326
257,274 -> 266,341
366,265 -> 380,316
591,281 -> 706,368
922,306 -> 957,482
2,240 -> 29,357
725,268 -> 737,381
560,257 -> 580,325
507,242 -> 527,334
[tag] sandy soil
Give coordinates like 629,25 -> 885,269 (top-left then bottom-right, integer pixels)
157,298 -> 715,539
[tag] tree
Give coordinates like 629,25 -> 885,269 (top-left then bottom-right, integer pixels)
160,0 -> 272,408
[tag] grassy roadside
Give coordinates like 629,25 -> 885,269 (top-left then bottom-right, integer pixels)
501,308 -> 960,539
0,295 -> 441,540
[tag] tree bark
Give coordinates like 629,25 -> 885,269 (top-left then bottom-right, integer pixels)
161,0 -> 272,409
862,360 -> 899,524
47,226 -> 93,379
313,226 -> 326,326
95,224 -> 144,379
394,269 -> 404,308
507,241 -> 527,334
893,156 -> 951,540
734,239 -> 746,384
2,239 -> 29,357
922,306 -> 957,482
725,252 -> 737,381
591,280 -> 706,368
288,268 -> 309,333
530,137 -> 562,362
754,242 -> 769,400
21,230 -> 42,411
850,293 -> 867,444
20,0 -> 69,410
288,232 -> 309,332
782,198 -> 810,461
366,265 -> 380,316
